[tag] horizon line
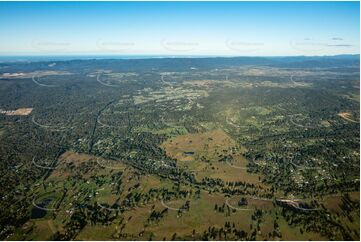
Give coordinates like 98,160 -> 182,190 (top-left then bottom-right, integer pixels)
0,53 -> 359,58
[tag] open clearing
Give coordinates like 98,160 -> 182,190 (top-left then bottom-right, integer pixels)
161,129 -> 261,184
1,108 -> 33,116
48,151 -> 126,180
337,111 -> 359,123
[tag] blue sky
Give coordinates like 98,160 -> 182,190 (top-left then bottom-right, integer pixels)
0,1 -> 359,56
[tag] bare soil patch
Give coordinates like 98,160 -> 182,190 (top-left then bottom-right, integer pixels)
338,112 -> 358,123
2,108 -> 33,116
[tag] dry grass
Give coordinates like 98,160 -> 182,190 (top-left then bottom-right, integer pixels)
49,151 -> 126,180
337,112 -> 358,123
3,108 -> 33,116
161,129 -> 236,162
161,130 -> 262,184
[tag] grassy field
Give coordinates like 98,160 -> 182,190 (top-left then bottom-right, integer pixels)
161,129 -> 262,184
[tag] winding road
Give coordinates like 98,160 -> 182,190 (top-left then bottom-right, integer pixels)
32,75 -> 57,87
96,73 -> 120,87
160,200 -> 185,211
31,115 -> 67,132
32,157 -> 58,170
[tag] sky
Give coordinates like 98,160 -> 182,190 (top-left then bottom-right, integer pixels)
0,1 -> 359,56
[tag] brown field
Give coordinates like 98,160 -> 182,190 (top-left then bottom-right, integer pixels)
161,129 -> 237,162
49,151 -> 127,180
322,196 -> 343,213
321,192 -> 360,240
337,112 -> 359,123
247,197 -> 275,210
58,151 -> 96,165
322,191 -> 360,213
2,108 -> 33,116
161,130 -> 262,184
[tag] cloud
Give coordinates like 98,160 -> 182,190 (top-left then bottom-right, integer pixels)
327,44 -> 352,47
331,37 -> 344,41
